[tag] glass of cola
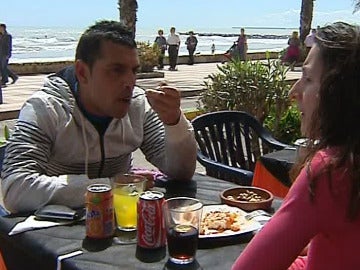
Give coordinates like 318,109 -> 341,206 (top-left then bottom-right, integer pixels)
162,197 -> 203,264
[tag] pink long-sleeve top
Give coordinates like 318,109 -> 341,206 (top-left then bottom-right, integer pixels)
232,148 -> 360,270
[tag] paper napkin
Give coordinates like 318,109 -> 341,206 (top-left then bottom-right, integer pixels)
8,215 -> 73,236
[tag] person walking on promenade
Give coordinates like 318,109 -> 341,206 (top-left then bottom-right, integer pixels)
154,29 -> 167,70
232,22 -> 360,270
236,28 -> 248,61
283,31 -> 301,70
0,23 -> 18,86
166,27 -> 180,71
185,31 -> 198,65
1,20 -> 197,213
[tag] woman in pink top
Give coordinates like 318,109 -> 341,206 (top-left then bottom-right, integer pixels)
232,22 -> 360,270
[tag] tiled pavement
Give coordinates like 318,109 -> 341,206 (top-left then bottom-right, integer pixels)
0,63 -> 222,120
0,62 -> 301,120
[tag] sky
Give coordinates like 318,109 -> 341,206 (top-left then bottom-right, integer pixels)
1,0 -> 360,30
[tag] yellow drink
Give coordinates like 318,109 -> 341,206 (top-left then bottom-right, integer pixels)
113,188 -> 140,230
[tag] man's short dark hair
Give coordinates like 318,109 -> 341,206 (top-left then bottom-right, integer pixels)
75,20 -> 137,69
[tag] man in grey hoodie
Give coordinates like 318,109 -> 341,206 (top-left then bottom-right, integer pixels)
1,20 -> 197,213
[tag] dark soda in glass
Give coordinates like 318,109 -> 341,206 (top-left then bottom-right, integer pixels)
167,224 -> 198,263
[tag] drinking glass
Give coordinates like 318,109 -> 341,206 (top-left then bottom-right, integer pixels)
162,197 -> 203,265
112,174 -> 147,231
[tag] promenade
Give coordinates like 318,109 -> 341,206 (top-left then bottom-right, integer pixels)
0,62 -> 301,121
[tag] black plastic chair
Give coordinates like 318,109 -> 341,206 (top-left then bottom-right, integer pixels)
191,111 -> 290,185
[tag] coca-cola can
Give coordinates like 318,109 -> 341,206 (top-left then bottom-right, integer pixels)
136,191 -> 166,262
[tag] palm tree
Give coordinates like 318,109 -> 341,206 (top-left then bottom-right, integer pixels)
354,0 -> 360,12
118,0 -> 138,38
299,0 -> 314,44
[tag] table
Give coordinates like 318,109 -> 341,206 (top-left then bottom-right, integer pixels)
0,173 -> 282,270
252,148 -> 296,198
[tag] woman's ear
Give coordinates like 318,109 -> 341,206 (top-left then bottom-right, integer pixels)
75,59 -> 90,85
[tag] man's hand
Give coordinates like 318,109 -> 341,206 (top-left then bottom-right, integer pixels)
146,85 -> 181,126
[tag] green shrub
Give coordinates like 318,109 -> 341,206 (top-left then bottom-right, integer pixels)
137,41 -> 160,72
198,56 -> 300,144
264,104 -> 301,144
0,125 -> 10,146
198,56 -> 291,123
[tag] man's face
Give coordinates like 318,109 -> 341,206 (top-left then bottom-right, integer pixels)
0,27 -> 4,35
76,40 -> 140,119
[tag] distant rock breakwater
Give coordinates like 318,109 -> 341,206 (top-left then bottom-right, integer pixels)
179,32 -> 289,39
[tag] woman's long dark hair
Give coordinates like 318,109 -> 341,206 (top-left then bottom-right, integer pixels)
291,22 -> 360,220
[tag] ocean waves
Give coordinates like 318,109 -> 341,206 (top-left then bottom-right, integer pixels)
9,26 -> 290,63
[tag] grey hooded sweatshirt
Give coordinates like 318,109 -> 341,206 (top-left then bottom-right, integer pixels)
1,66 -> 197,213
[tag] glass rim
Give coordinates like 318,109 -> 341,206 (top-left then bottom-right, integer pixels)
164,197 -> 203,211
111,173 -> 147,185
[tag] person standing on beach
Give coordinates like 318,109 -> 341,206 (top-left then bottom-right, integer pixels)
0,23 -> 18,86
154,29 -> 167,70
1,20 -> 197,213
166,27 -> 181,71
185,31 -> 198,65
236,28 -> 248,61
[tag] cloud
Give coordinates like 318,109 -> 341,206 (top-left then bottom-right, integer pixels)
249,9 -> 301,28
248,8 -> 360,28
314,9 -> 360,25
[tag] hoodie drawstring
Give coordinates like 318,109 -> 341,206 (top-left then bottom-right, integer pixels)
80,114 -> 89,176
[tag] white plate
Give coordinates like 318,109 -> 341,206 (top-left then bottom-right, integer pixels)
198,204 -> 261,239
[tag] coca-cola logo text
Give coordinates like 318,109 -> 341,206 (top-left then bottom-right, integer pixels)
141,203 -> 159,247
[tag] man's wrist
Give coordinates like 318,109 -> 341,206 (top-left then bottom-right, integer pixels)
164,110 -> 181,126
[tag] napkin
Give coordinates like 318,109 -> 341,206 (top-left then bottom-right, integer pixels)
245,210 -> 272,226
8,215 -> 74,236
252,214 -> 272,226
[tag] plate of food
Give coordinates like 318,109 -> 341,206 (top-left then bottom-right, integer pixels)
199,204 -> 261,238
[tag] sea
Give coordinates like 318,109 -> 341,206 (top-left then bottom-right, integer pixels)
9,26 -> 299,64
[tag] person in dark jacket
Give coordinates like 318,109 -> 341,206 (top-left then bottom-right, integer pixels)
185,31 -> 198,65
154,29 -> 167,70
0,23 -> 18,86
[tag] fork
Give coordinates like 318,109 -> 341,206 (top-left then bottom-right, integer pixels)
245,210 -> 272,220
132,92 -> 146,99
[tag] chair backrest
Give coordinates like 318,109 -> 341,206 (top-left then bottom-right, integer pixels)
192,111 -> 284,172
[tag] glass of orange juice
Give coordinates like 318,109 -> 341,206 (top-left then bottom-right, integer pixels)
112,174 -> 147,231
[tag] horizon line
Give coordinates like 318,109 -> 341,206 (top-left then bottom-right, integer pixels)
232,26 -> 299,30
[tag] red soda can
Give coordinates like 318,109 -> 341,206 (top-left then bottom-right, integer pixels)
136,191 -> 166,262
85,184 -> 115,239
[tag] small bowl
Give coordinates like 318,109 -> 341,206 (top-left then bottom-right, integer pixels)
220,186 -> 274,212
